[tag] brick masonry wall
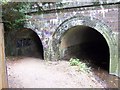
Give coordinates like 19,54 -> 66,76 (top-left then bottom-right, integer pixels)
25,4 -> 119,77
26,4 -> 118,49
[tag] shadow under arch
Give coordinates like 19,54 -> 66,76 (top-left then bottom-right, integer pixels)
15,28 -> 44,59
60,25 -> 110,71
51,15 -> 118,76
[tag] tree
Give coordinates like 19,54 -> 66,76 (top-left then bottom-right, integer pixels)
2,2 -> 31,31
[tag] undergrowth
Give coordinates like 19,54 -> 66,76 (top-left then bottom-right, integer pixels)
69,58 -> 91,73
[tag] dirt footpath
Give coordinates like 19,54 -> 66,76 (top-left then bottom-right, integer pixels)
6,57 -> 106,88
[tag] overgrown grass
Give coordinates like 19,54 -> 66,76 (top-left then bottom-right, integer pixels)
69,58 -> 91,73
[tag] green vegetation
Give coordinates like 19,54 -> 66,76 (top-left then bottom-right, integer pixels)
69,58 -> 80,66
69,58 -> 91,73
2,2 -> 31,31
0,0 -> 11,4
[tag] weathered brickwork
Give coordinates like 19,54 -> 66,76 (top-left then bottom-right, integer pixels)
26,4 -> 118,48
25,4 -> 119,76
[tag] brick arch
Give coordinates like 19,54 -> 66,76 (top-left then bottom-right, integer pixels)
50,15 -> 118,76
15,28 -> 44,59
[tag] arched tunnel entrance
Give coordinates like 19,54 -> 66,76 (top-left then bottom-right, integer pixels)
60,25 -> 110,71
15,28 -> 44,59
51,16 -> 118,76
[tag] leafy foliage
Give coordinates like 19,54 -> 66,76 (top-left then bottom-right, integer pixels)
69,58 -> 91,73
0,0 -> 11,5
69,58 -> 80,66
1,2 -> 65,31
78,62 -> 91,73
2,2 -> 32,31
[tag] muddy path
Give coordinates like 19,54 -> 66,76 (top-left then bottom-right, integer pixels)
6,57 -> 118,88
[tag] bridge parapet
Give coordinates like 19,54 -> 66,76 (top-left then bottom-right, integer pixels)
25,4 -> 118,49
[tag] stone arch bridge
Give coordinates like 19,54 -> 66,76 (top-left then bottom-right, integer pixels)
0,2 -> 119,88
24,3 -> 119,77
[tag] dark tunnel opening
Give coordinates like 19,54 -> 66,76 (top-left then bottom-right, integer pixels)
60,25 -> 110,71
15,28 -> 44,59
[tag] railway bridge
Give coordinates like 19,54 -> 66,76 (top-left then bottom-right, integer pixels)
25,2 -> 119,76
0,2 -> 119,88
